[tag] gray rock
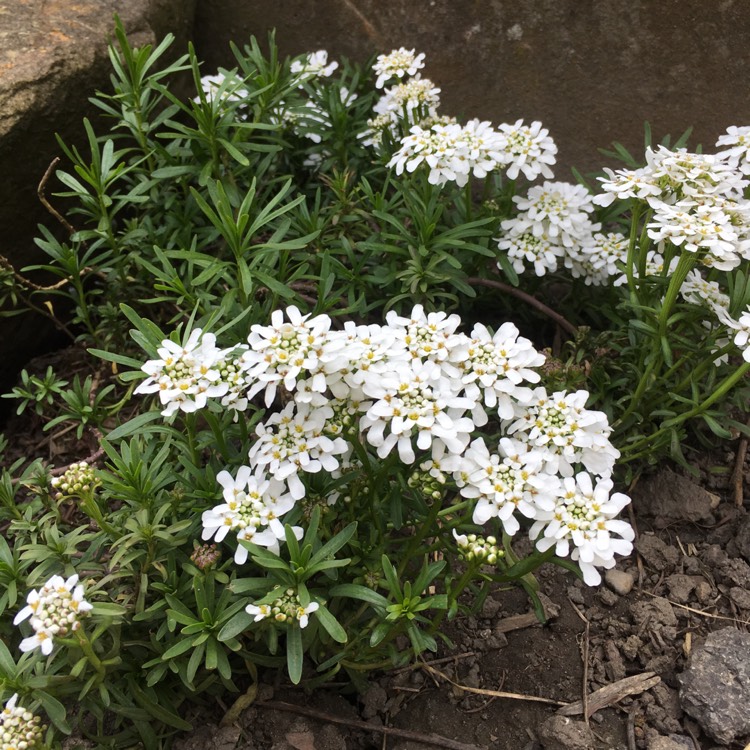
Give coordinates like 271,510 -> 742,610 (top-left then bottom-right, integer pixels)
605,568 -> 635,596
537,715 -> 595,750
678,627 -> 750,744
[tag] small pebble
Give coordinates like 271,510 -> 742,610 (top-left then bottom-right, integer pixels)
605,568 -> 635,596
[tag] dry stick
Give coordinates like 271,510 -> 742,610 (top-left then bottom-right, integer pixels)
38,157 -> 77,236
567,598 -> 590,724
732,427 -> 748,507
466,277 -> 578,337
419,662 -> 566,707
256,700 -> 479,750
557,672 -> 660,717
391,651 -> 476,675
626,706 -> 637,750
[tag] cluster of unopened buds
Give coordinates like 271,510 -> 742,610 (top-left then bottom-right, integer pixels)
245,587 -> 319,628
453,531 -> 504,566
408,467 -> 445,501
0,694 -> 44,750
13,574 -> 92,656
190,543 -> 221,571
50,461 -> 98,500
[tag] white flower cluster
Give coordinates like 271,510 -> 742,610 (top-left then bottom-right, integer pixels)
13,574 -> 92,656
373,48 -> 426,89
364,50 -> 557,185
139,304 -> 633,585
290,50 -> 338,82
1,694 -> 44,750
135,330 -> 249,417
498,181 -> 629,283
594,142 -> 750,271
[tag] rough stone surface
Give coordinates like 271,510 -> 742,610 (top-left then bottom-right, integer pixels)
735,513 -> 750,562
678,627 -> 750,744
633,469 -> 717,528
635,534 -> 680,571
0,0 -> 195,394
537,715 -> 595,750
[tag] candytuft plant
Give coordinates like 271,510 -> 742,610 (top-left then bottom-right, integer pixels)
1,23 -> 749,749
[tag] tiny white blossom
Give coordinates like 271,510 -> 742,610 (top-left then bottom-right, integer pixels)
14,573 -> 93,656
529,473 -> 634,585
496,119 -> 557,181
1,694 -> 44,750
373,48 -> 426,88
290,50 -> 338,81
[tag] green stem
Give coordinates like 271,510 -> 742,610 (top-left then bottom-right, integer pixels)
74,628 -> 106,682
625,201 -> 643,312
398,496 -> 442,577
621,360 -> 750,461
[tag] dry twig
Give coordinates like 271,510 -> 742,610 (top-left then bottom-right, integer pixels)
567,597 -> 591,724
38,157 -> 76,236
731,426 -> 748,507
466,276 -> 578,336
419,662 -> 566,707
557,672 -> 660,717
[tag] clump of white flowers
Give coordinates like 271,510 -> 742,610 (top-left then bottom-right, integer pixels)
364,49 -> 557,186
594,143 -> 750,272
138,304 -> 634,586
290,50 -> 338,81
1,694 -> 44,750
13,574 -> 92,656
373,47 -> 426,89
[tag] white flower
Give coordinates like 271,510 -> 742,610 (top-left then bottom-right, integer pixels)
245,588 -> 320,628
564,232 -> 628,286
242,305 -> 333,407
201,466 -> 300,564
458,437 -> 559,535
716,125 -> 750,174
1,694 -> 44,750
592,165 -> 661,207
373,48 -> 426,88
496,226 -> 565,276
449,322 -> 544,419
135,329 -> 229,417
248,401 -> 349,499
506,388 -> 619,477
385,304 -> 464,363
360,358 -> 475,464
647,201 -> 742,270
290,50 -> 338,81
13,573 -> 93,656
718,306 -> 750,362
496,119 -> 557,181
505,181 -> 600,249
373,77 -> 441,123
680,270 -> 730,315
194,72 -> 249,107
529,473 -> 634,585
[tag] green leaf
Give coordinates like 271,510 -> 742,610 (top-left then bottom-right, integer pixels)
106,411 -> 163,441
314,604 -> 347,643
286,625 -> 304,684
161,638 -> 196,660
329,584 -> 389,609
218,609 -> 254,641
35,691 -> 71,734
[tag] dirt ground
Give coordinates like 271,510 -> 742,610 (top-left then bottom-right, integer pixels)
5,347 -> 750,750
